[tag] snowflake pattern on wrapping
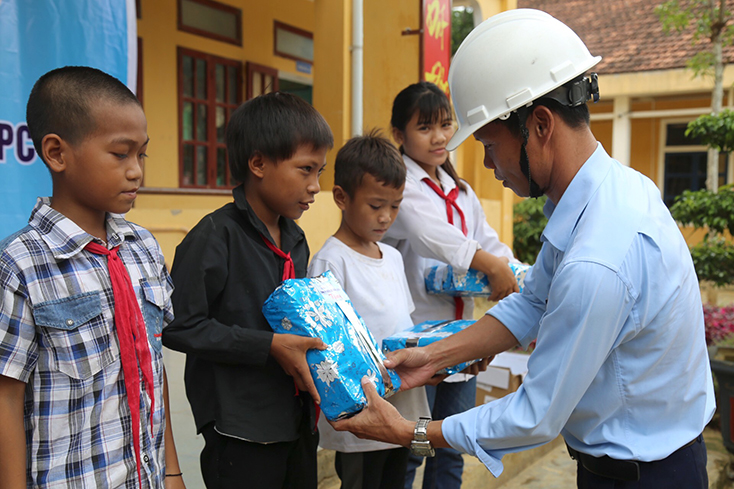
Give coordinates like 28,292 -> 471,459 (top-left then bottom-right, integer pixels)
303,298 -> 335,332
262,270 -> 401,420
314,359 -> 339,386
281,317 -> 292,331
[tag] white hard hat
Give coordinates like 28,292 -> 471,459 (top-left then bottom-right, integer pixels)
446,9 -> 601,151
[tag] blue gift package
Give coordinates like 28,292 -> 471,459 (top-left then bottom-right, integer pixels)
382,320 -> 480,375
424,262 -> 531,297
262,270 -> 401,421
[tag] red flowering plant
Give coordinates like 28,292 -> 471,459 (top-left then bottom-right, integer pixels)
704,303 -> 734,346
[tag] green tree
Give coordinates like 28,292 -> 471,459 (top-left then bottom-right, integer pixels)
670,185 -> 734,286
657,0 -> 734,192
451,7 -> 475,56
512,196 -> 548,265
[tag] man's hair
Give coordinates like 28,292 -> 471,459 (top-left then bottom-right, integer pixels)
26,66 -> 141,164
334,129 -> 406,198
226,92 -> 334,182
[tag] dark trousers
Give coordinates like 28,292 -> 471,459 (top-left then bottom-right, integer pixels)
200,420 -> 319,489
335,447 -> 410,489
576,434 -> 708,488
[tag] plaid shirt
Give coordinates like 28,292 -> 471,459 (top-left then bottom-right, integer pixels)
0,198 -> 173,488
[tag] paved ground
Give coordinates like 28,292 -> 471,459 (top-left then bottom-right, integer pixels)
165,347 -> 734,488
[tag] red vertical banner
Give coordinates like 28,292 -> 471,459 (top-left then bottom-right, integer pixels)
422,0 -> 451,95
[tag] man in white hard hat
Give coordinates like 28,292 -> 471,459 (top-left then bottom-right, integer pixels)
332,8 -> 715,488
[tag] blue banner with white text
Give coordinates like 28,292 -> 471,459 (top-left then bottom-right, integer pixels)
0,0 -> 137,239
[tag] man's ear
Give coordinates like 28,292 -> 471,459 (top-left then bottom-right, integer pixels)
531,105 -> 555,143
391,127 -> 405,146
332,185 -> 349,211
248,152 -> 267,180
42,134 -> 67,174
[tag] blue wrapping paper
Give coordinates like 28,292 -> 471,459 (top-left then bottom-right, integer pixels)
424,263 -> 531,297
262,270 -> 401,421
382,320 -> 480,375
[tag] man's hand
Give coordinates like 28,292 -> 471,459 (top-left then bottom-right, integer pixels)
330,377 -> 414,446
270,333 -> 327,403
384,347 -> 445,390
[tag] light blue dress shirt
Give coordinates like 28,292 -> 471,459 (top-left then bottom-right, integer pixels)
441,144 -> 715,477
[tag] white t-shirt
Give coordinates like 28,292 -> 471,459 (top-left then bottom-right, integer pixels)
308,236 -> 430,452
383,154 -> 518,382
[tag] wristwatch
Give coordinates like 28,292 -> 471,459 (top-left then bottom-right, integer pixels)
410,417 -> 436,457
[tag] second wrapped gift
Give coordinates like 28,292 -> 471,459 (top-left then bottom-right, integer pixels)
262,270 -> 400,421
382,319 -> 480,376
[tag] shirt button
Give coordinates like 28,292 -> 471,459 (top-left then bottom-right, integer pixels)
143,454 -> 150,464
65,319 -> 74,326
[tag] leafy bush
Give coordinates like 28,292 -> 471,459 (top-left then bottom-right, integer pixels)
670,186 -> 734,286
670,186 -> 734,236
513,196 -> 548,265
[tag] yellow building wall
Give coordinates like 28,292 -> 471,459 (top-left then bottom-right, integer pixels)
363,0 -> 421,136
131,0 -> 517,263
132,0 -> 324,262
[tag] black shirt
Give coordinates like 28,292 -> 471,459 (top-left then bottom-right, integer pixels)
162,185 -> 312,442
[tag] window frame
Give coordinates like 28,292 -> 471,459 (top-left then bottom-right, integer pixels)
246,62 -> 279,100
177,0 -> 242,46
273,20 -> 314,64
658,118 -> 732,206
177,47 -> 242,189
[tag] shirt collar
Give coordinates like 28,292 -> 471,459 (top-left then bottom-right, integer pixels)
541,143 -> 612,252
403,154 -> 457,192
28,197 -> 136,260
232,185 -> 305,248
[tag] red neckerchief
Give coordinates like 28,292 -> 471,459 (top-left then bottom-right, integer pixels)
85,241 -> 154,489
260,235 -> 295,281
260,234 -> 321,429
422,178 -> 468,320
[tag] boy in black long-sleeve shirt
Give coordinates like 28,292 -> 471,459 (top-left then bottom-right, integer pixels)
163,92 -> 334,488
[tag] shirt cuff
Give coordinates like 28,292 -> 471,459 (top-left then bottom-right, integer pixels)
442,407 -> 505,477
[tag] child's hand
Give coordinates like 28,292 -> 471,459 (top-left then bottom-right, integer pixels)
270,334 -> 328,403
470,251 -> 519,301
484,255 -> 519,301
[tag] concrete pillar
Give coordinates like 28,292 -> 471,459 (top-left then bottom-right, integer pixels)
612,95 -> 631,166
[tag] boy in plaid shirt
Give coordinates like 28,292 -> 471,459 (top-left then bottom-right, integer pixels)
0,67 -> 185,488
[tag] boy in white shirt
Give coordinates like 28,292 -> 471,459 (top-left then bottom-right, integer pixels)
308,131 -> 430,489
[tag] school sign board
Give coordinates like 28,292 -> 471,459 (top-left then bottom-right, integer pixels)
0,0 -> 137,239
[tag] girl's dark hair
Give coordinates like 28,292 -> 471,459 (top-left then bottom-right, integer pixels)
390,81 -> 466,192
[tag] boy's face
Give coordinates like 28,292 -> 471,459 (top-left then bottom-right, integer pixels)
258,144 -> 327,221
50,100 -> 148,226
336,173 -> 404,244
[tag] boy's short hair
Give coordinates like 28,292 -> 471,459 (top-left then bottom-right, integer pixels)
226,92 -> 334,182
26,66 -> 141,164
334,129 -> 406,197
